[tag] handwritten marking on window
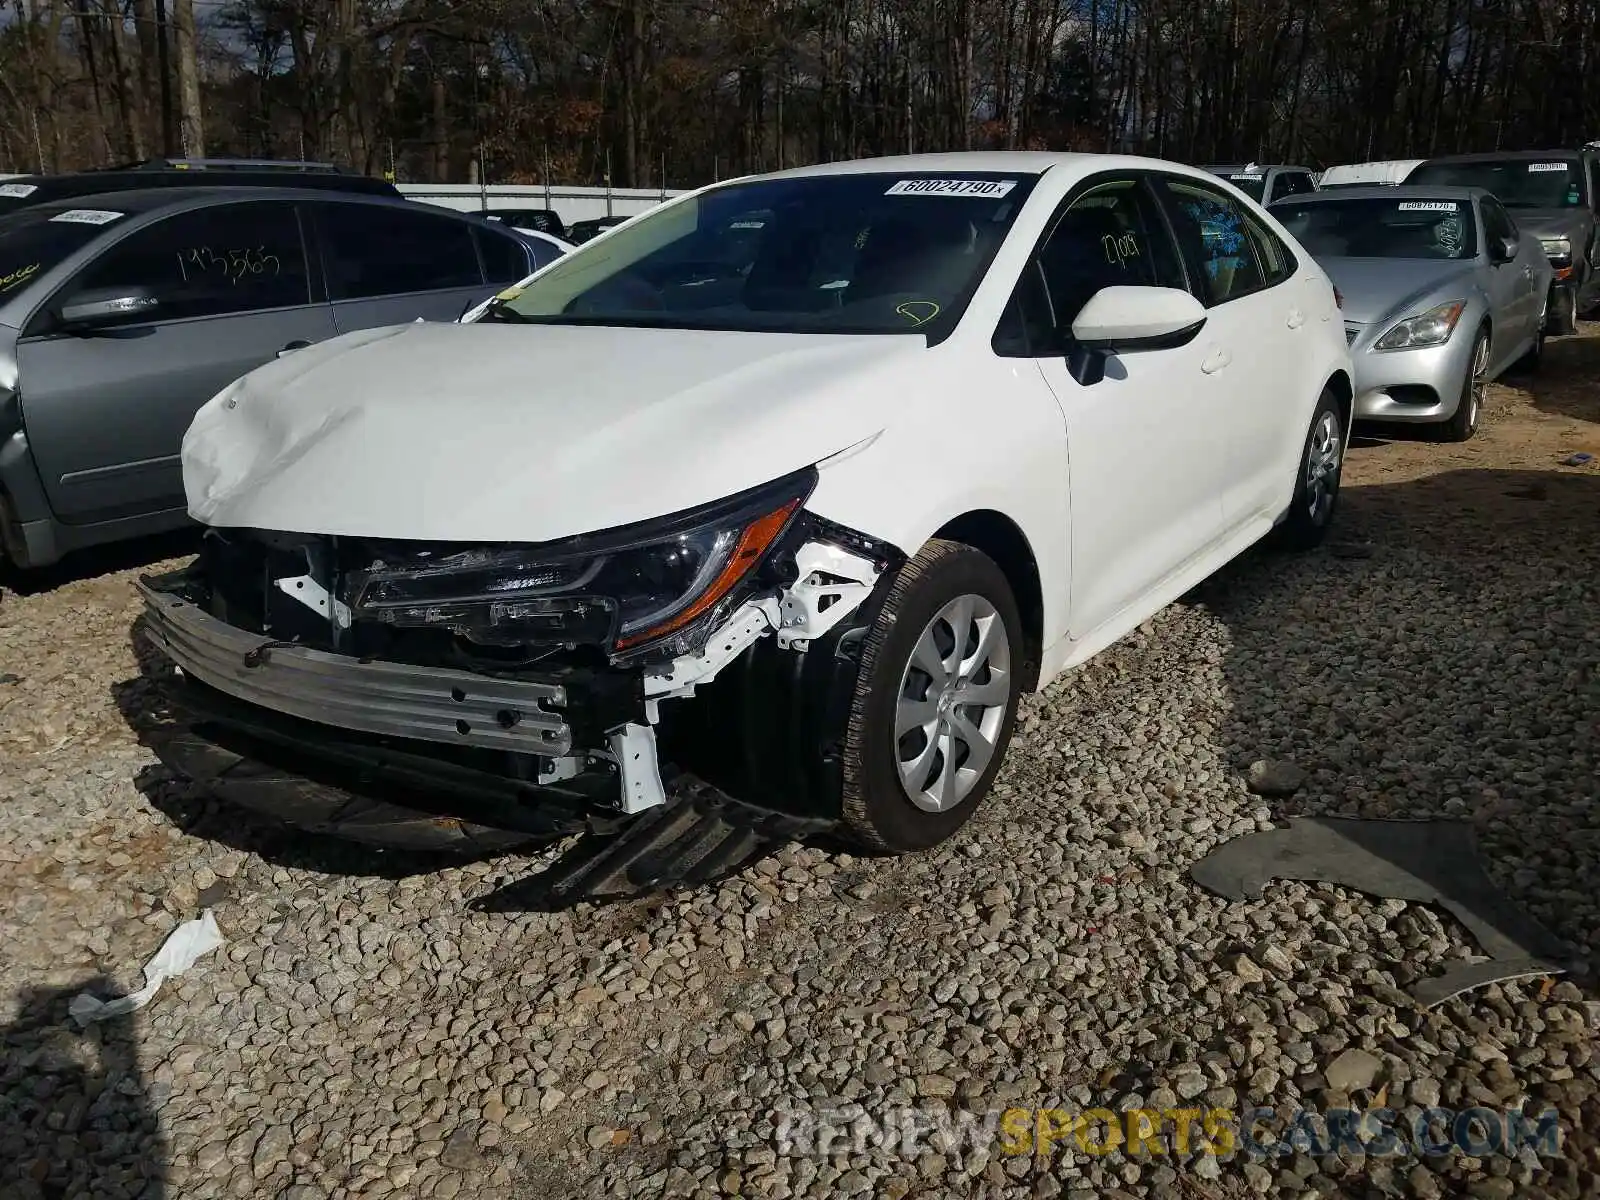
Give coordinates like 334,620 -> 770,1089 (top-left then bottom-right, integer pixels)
176,246 -> 284,286
1102,231 -> 1140,268
0,262 -> 40,293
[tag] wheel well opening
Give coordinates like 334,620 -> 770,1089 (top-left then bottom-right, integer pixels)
1326,369 -> 1353,432
934,510 -> 1043,690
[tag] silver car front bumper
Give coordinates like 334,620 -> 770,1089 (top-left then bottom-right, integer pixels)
138,581 -> 573,755
1345,320 -> 1477,424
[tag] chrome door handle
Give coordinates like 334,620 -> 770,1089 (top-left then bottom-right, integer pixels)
1200,347 -> 1232,374
1286,308 -> 1305,329
277,339 -> 313,359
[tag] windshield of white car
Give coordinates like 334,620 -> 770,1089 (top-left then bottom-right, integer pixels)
0,208 -> 113,297
1405,159 -> 1585,208
1272,198 -> 1478,260
486,172 -> 1039,335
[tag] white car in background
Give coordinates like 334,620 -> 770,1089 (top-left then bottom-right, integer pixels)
139,152 -> 1353,879
1317,159 -> 1427,190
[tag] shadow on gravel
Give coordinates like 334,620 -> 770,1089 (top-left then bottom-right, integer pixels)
1199,466 -> 1600,995
0,979 -> 165,1199
0,527 -> 199,598
1523,327 -> 1600,426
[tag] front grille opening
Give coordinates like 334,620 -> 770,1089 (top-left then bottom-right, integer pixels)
1386,385 -> 1439,406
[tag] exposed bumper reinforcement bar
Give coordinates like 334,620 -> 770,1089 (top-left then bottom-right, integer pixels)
138,579 -> 573,755
144,676 -> 838,903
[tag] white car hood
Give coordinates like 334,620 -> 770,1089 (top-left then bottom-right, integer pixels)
183,320 -> 922,542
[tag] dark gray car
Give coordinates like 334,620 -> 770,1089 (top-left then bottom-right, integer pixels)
0,187 -> 536,569
1405,149 -> 1600,332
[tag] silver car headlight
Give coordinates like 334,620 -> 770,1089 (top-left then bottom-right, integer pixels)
1373,300 -> 1466,351
1539,236 -> 1572,262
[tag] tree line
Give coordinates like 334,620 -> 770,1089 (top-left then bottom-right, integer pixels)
1,0 -> 1596,188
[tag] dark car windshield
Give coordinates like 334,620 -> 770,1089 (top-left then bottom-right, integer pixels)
1214,172 -> 1267,202
1405,158 -> 1585,208
0,206 -> 117,298
1272,197 -> 1477,260
0,181 -> 46,219
489,172 -> 1038,336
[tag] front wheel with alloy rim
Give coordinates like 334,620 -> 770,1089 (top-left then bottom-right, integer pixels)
1437,327 -> 1489,443
1269,387 -> 1345,552
839,539 -> 1024,853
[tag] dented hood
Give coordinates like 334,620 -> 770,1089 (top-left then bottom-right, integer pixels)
183,320 -> 922,542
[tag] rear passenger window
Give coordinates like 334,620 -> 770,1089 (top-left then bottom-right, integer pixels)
317,203 -> 484,300
1245,217 -> 1295,286
1156,177 -> 1292,305
475,227 -> 530,283
72,200 -> 310,321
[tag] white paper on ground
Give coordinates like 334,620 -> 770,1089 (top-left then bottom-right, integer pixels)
69,909 -> 226,1025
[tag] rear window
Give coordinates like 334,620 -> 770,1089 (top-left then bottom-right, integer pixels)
0,207 -> 120,298
1272,197 -> 1477,260
1406,159 -> 1584,208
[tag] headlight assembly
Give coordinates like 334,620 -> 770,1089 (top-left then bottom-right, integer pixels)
1373,300 -> 1466,351
1539,236 -> 1572,264
345,467 -> 817,660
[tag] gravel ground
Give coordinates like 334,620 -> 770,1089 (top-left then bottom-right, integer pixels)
2,329 -> 1598,1200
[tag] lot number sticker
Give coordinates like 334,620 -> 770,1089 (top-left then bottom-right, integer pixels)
1230,173 -> 1265,181
0,183 -> 38,198
49,209 -> 125,225
1397,202 -> 1458,212
1527,162 -> 1568,172
885,178 -> 1017,198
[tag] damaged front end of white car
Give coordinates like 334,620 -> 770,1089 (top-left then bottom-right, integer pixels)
136,465 -> 899,901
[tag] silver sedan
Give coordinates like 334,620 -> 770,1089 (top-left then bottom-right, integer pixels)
1270,185 -> 1553,441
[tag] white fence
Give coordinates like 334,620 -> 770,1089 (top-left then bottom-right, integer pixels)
398,182 -> 688,224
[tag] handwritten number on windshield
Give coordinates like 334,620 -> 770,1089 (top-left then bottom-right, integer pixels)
176,246 -> 283,286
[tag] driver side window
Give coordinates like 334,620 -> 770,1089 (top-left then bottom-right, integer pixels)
1480,197 -> 1516,247
993,177 -> 1185,357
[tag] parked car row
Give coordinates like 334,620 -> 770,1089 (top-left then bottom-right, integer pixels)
1197,146 -> 1598,441
0,163 -> 573,570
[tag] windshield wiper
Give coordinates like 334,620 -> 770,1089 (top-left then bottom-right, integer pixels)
481,296 -> 533,324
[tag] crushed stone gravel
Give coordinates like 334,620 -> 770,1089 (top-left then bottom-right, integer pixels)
2,330 -> 1598,1198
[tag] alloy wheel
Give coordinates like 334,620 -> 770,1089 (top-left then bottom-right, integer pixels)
1467,332 -> 1489,431
1304,408 -> 1343,525
894,594 -> 1013,813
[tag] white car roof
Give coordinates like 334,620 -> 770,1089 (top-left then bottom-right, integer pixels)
738,151 -> 1235,188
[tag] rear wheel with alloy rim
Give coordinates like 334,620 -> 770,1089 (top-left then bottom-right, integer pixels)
1437,327 -> 1489,443
1269,387 -> 1345,552
840,539 -> 1024,853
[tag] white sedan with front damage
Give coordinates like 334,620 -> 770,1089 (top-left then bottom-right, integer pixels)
137,152 -> 1353,896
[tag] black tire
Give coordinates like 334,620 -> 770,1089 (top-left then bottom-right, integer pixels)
1436,327 -> 1488,444
839,539 -> 1023,854
1550,284 -> 1578,336
1515,299 -> 1547,372
1268,387 -> 1346,553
